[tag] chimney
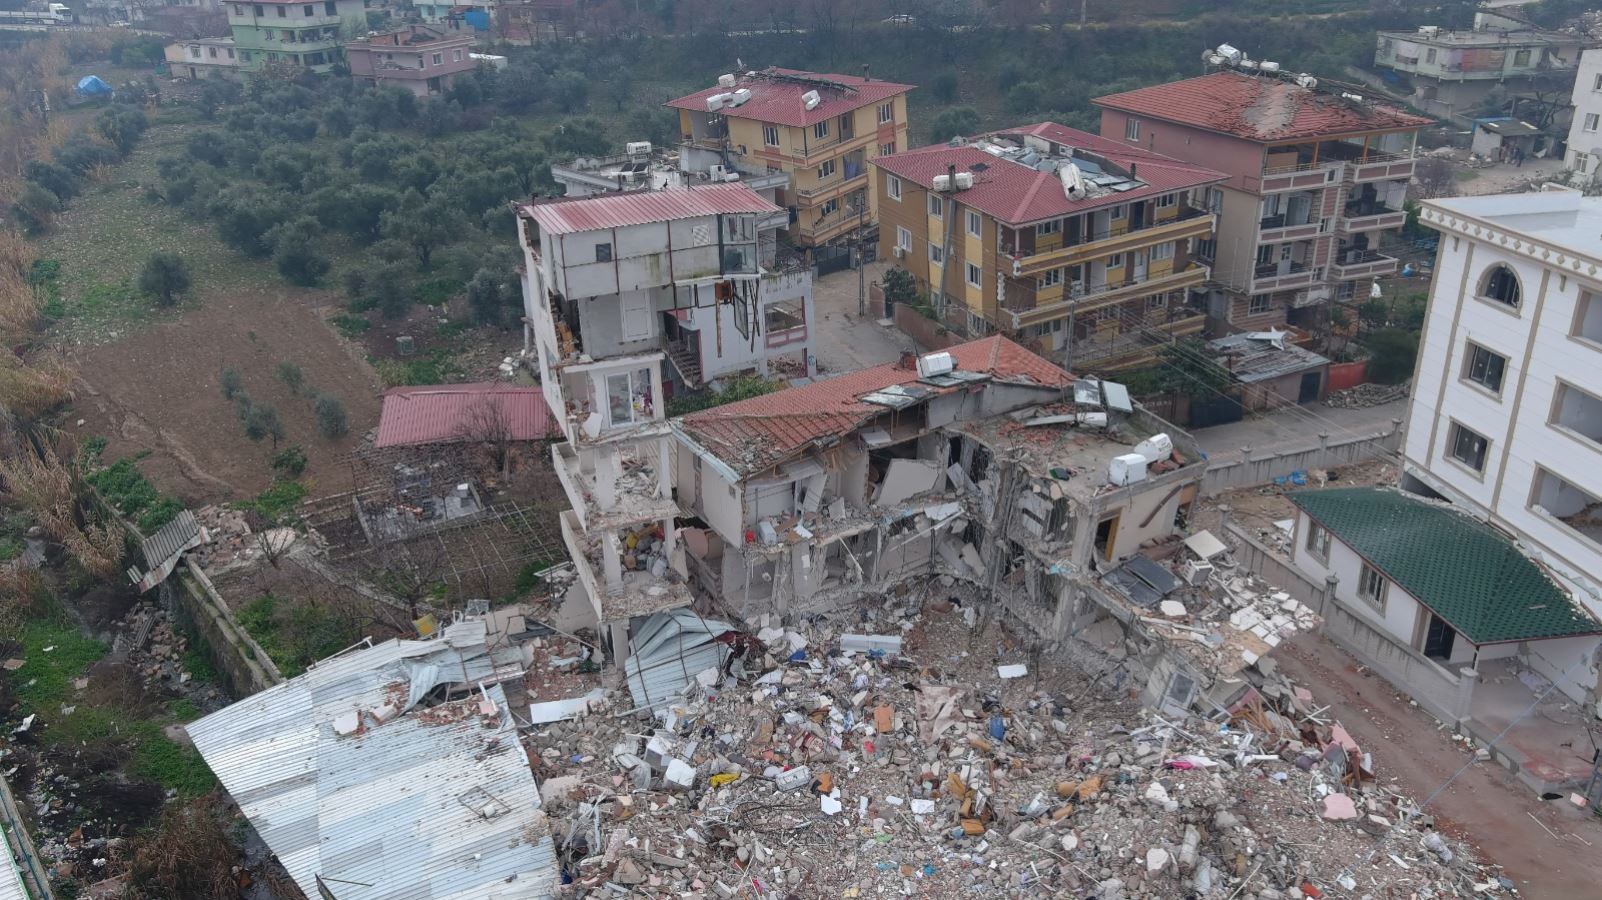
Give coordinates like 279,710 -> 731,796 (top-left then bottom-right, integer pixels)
862,64 -> 871,82
946,164 -> 957,192
899,350 -> 917,370
1129,162 -> 1137,178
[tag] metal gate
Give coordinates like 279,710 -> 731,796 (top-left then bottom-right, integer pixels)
1188,393 -> 1245,429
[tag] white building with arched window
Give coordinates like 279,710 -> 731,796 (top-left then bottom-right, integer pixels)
1405,192 -> 1602,622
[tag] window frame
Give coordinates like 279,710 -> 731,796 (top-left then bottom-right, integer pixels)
1124,117 -> 1140,142
1248,294 -> 1273,315
1475,263 -> 1522,313
966,209 -> 982,239
1356,563 -> 1388,613
928,194 -> 943,217
1585,113 -> 1600,133
763,124 -> 780,147
814,120 -> 829,140
1446,421 -> 1490,475
886,174 -> 901,201
1151,241 -> 1175,261
1304,520 -> 1331,562
878,102 -> 893,124
820,197 -> 840,217
1034,219 -> 1060,236
594,242 -> 613,263
1461,341 -> 1507,396
966,262 -> 982,289
928,242 -> 944,264
896,225 -> 912,251
817,158 -> 837,180
1155,193 -> 1176,209
1110,205 -> 1126,221
1036,268 -> 1063,289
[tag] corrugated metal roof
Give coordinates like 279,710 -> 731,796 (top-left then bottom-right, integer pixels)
1094,72 -> 1431,143
0,837 -> 28,900
1207,331 -> 1330,384
624,609 -> 732,712
375,383 -> 558,448
187,621 -> 558,900
519,183 -> 779,236
141,508 -> 199,566
666,67 -> 914,128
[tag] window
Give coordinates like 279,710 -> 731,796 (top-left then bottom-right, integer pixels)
763,124 -> 780,146
254,3 -> 263,14
966,262 -> 982,288
1425,48 -> 1437,63
432,52 -> 443,65
928,194 -> 943,217
1124,117 -> 1140,141
1448,422 -> 1489,472
233,3 -> 243,13
928,242 -> 944,264
208,46 -> 218,57
1147,294 -> 1167,311
878,102 -> 893,124
1035,219 -> 1060,236
817,159 -> 836,179
276,5 -> 286,16
1151,242 -> 1174,261
1248,294 -> 1272,315
896,226 -> 912,251
1551,381 -> 1602,445
966,210 -> 982,238
1107,252 -> 1124,268
302,3 -> 312,13
1513,48 -> 1531,67
1478,264 -> 1520,308
1578,153 -> 1593,174
1194,237 -> 1216,261
1037,268 -> 1063,289
1304,521 -> 1331,561
1595,73 -> 1602,91
814,120 -> 829,140
879,142 -> 896,156
239,50 -> 252,61
594,242 -> 612,263
821,198 -> 839,217
605,369 -> 654,428
1532,467 -> 1602,549
453,49 -> 463,61
1110,205 -> 1126,221
1357,564 -> 1388,612
1573,290 -> 1602,344
967,310 -> 992,336
227,47 -> 235,58
1155,193 -> 1176,209
1585,113 -> 1600,133
190,46 -> 201,58
1462,342 -> 1507,393
324,0 -> 335,11
886,174 -> 901,200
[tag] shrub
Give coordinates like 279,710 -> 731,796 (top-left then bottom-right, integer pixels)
242,404 -> 285,448
1365,328 -> 1418,385
270,445 -> 307,477
276,361 -> 304,394
314,394 -> 348,438
137,252 -> 191,307
219,367 -> 243,400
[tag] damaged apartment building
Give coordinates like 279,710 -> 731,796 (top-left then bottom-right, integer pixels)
667,335 -> 1300,715
517,183 -> 817,661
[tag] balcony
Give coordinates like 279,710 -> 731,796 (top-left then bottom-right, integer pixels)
1009,265 -> 1209,330
559,509 -> 693,623
1251,261 -> 1316,293
1349,155 -> 1415,183
1258,213 -> 1321,244
553,441 -> 678,532
1260,162 -> 1343,194
1339,202 -> 1407,234
1330,250 -> 1399,280
1006,208 -> 1215,278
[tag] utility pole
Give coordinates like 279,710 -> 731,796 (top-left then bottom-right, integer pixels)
1064,306 -> 1076,374
1080,0 -> 1088,29
854,195 -> 868,318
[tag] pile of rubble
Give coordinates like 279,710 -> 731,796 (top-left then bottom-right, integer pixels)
517,588 -> 1507,898
1325,382 -> 1409,410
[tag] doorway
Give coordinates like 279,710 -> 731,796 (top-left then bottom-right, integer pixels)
1298,371 -> 1321,403
1094,514 -> 1120,561
1422,613 -> 1457,662
1132,250 -> 1148,281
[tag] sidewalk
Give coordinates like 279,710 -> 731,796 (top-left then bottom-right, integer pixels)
1190,398 -> 1407,464
808,261 -> 912,375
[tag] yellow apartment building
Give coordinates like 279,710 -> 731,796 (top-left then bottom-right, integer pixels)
668,68 -> 914,249
871,123 -> 1226,373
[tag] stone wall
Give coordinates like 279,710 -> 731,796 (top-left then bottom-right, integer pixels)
165,564 -> 283,698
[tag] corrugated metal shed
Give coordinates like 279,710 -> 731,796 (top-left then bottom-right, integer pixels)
624,609 -> 732,712
1207,331 -> 1330,384
187,621 -> 558,900
375,383 -> 558,448
0,837 -> 28,900
519,183 -> 779,236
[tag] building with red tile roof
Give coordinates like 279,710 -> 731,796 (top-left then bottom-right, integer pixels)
871,123 -> 1225,374
667,68 -> 916,248
1093,70 -> 1430,339
374,383 -> 558,448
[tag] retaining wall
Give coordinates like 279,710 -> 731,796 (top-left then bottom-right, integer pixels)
165,564 -> 283,698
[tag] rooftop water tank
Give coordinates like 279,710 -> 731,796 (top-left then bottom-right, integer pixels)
1109,454 -> 1149,487
728,88 -> 752,107
1134,433 -> 1174,464
802,90 -> 821,110
916,351 -> 955,378
718,73 -> 737,88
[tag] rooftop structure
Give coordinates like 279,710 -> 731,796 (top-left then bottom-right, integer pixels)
374,383 -> 559,449
1094,69 -> 1428,336
872,123 -> 1223,372
667,67 -> 916,247
520,182 -> 780,235
346,24 -> 478,97
186,620 -> 560,900
163,37 -> 238,80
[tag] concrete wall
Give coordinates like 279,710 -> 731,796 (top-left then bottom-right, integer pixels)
168,564 -> 284,698
1201,426 -> 1402,496
685,270 -> 814,380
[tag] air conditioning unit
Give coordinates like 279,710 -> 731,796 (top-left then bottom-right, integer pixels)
1134,433 -> 1173,464
892,246 -> 906,258
802,90 -> 821,110
1109,453 -> 1149,487
916,351 -> 955,378
709,164 -> 727,180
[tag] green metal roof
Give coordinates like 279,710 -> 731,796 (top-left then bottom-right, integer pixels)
1290,487 -> 1600,644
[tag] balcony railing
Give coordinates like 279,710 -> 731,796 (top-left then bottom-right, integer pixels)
1251,261 -> 1316,293
1339,205 -> 1406,233
1005,208 -> 1214,277
1009,265 -> 1209,330
1330,250 -> 1399,281
1259,213 -> 1321,243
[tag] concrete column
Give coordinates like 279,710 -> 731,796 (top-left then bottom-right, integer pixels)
602,533 -> 624,594
662,516 -> 685,578
657,438 -> 673,500
595,445 -> 619,511
1453,667 -> 1479,724
1321,573 -> 1339,620
609,619 -> 631,668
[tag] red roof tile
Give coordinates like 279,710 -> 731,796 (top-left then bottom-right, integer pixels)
375,383 -> 558,448
666,68 -> 914,129
518,183 -> 779,236
870,123 -> 1225,227
1093,72 -> 1431,143
679,336 -> 1071,475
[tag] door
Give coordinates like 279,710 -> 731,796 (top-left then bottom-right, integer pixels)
1422,614 -> 1457,661
1298,371 -> 1321,404
620,291 -> 654,342
1132,250 -> 1148,281
1287,193 -> 1311,226
189,66 -> 197,78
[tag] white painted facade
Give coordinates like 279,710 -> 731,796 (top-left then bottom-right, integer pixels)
1408,193 -> 1602,620
1565,49 -> 1602,184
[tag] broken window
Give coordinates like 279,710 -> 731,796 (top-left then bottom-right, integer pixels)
1162,671 -> 1196,710
764,299 -> 804,332
605,368 -> 654,428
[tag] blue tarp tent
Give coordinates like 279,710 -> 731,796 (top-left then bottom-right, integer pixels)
76,75 -> 113,96
463,9 -> 490,30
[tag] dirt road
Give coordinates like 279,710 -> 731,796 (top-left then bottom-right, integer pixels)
1277,634 -> 1602,899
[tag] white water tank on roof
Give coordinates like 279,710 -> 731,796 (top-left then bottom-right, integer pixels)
718,73 -> 737,88
626,141 -> 652,157
932,174 -> 952,192
1295,73 -> 1318,89
1109,454 -> 1149,487
706,92 -> 732,111
1216,43 -> 1242,64
728,88 -> 752,107
1134,433 -> 1173,464
916,351 -> 954,378
1259,60 -> 1280,74
953,172 -> 974,189
802,90 -> 821,110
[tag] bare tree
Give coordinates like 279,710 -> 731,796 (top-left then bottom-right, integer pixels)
455,394 -> 518,479
1412,157 -> 1454,199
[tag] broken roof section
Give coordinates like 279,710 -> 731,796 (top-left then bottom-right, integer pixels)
676,336 -> 1073,477
186,620 -> 559,900
1094,71 -> 1431,142
871,122 -> 1226,227
1290,487 -> 1601,644
1208,331 -> 1331,384
623,609 -> 734,713
375,383 -> 559,448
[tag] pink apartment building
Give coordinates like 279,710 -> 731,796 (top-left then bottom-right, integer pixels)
346,24 -> 477,97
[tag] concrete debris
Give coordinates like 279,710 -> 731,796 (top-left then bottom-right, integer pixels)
1325,381 -> 1409,409
515,591 -> 1503,899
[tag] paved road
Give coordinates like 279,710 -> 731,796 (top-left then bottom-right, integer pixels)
1189,398 -> 1408,464
809,261 -> 914,376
